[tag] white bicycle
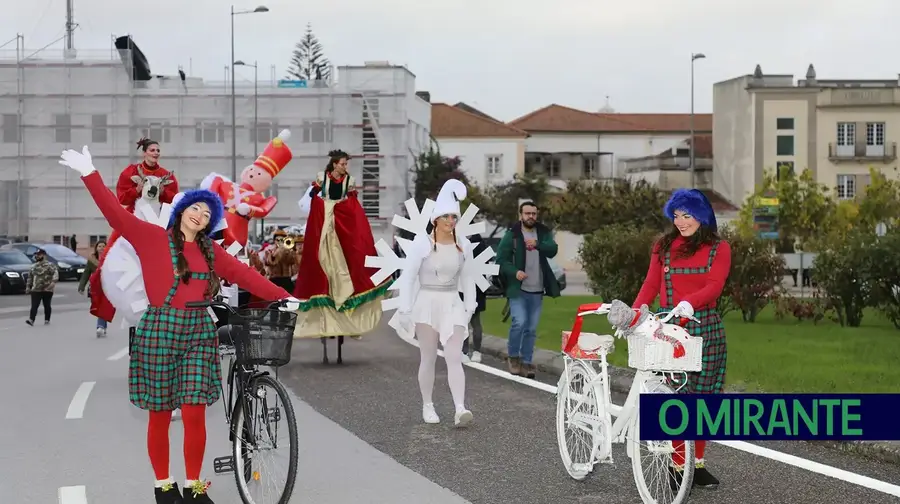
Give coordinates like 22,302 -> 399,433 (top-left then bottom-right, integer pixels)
555,300 -> 703,504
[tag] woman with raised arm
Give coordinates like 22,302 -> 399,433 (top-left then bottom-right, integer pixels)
59,146 -> 298,504
632,188 -> 732,492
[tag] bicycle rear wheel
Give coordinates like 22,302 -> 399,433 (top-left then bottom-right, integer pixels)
556,360 -> 604,480
232,374 -> 299,504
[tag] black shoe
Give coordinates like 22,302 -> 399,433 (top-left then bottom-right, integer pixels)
693,465 -> 720,489
668,466 -> 685,493
183,481 -> 215,503
155,482 -> 184,504
25,319 -> 33,326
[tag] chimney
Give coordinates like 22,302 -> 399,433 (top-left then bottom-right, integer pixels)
416,91 -> 431,102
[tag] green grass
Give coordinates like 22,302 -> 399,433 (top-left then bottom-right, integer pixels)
481,296 -> 899,393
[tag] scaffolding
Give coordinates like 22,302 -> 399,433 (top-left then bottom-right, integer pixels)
0,35 -> 425,245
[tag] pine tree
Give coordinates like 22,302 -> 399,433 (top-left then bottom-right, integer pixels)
286,23 -> 332,82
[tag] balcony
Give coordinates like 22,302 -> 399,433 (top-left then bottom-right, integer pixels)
828,142 -> 897,163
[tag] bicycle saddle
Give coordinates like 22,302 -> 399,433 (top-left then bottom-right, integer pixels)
577,333 -> 615,353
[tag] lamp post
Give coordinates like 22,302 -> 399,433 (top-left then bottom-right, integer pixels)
690,52 -> 706,188
230,5 -> 268,182
235,60 -> 261,237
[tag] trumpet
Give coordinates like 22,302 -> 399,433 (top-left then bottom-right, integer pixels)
282,237 -> 295,249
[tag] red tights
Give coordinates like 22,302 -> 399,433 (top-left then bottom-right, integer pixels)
673,440 -> 707,467
147,405 -> 207,481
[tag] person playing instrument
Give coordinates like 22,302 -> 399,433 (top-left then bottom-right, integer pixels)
632,188 -> 731,491
293,149 -> 391,354
265,229 -> 300,293
59,145 -> 298,504
88,137 -> 180,323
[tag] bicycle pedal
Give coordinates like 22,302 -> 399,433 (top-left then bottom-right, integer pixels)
266,407 -> 281,423
213,456 -> 235,474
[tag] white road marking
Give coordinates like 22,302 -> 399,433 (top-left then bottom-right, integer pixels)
394,329 -> 900,498
65,382 -> 96,419
58,485 -> 88,503
106,347 -> 129,361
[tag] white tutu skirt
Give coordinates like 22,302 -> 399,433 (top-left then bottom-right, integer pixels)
411,288 -> 469,345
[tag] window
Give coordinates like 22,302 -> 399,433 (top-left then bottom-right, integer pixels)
776,161 -> 794,178
143,122 -> 172,143
547,157 -> 561,177
486,155 -> 501,177
582,157 -> 597,177
249,122 -> 279,144
91,114 -> 108,143
776,118 -> 794,130
776,135 -> 794,156
301,120 -> 331,143
55,114 -> 71,143
195,121 -> 226,144
836,174 -> 856,199
866,122 -> 885,156
2,114 -> 18,143
89,234 -> 108,246
836,122 -> 855,157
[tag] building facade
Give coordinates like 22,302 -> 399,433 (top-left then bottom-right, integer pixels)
430,103 -> 528,186
712,64 -> 900,206
0,44 -> 431,246
506,104 -> 712,189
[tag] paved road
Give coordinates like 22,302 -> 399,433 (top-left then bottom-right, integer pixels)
0,281 -> 88,324
1,297 -> 898,503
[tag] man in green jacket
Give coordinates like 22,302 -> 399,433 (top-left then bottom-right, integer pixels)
495,201 -> 560,377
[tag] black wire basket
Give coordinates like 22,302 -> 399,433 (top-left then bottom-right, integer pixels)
229,308 -> 298,367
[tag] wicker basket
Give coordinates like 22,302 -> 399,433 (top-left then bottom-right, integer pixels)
627,328 -> 702,372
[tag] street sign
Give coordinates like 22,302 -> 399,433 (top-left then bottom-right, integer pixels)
277,79 -> 308,88
753,190 -> 780,240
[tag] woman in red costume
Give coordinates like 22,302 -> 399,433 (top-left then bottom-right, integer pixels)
59,145 -> 295,504
89,137 -> 180,323
633,188 -> 731,492
293,149 -> 392,364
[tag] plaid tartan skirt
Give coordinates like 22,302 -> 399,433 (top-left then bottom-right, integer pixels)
666,308 -> 727,394
129,306 -> 221,411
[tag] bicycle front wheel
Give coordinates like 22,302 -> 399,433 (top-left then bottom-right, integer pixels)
232,374 -> 299,504
556,359 -> 605,480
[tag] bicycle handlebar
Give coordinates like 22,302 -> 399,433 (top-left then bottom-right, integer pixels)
186,297 -> 289,315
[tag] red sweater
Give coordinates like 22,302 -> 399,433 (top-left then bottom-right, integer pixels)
83,171 -> 290,308
117,162 -> 179,213
633,236 -> 731,310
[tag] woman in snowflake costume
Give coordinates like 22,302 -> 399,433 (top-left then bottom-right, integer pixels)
59,146 -> 298,504
293,149 -> 392,363
632,188 -> 731,491
387,179 -> 497,427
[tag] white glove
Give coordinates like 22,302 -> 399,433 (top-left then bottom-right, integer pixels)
672,300 -> 695,319
58,146 -> 97,176
236,202 -> 251,216
280,296 -> 300,312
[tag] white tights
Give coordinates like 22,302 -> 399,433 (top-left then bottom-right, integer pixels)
416,323 -> 467,411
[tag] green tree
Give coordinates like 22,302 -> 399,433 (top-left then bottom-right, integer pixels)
856,167 -> 900,231
411,143 -> 467,205
545,178 -> 669,235
286,23 -> 332,82
468,173 -> 553,236
579,223 -> 659,303
865,230 -> 900,329
718,226 -> 786,322
811,229 -> 875,327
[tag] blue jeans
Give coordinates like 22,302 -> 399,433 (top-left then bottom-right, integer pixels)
507,291 -> 543,364
96,317 -> 107,329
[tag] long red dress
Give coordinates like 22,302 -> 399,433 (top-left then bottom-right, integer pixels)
89,162 -> 179,322
292,170 -> 391,337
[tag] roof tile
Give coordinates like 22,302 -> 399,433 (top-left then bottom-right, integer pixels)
431,103 -> 529,138
508,104 -> 712,133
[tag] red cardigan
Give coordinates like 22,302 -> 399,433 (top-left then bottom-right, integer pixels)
83,171 -> 289,308
117,162 -> 179,213
633,236 -> 731,310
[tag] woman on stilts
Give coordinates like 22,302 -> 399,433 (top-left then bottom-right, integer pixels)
632,188 -> 731,492
59,146 -> 297,504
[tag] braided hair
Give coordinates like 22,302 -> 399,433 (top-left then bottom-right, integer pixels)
171,214 -> 221,298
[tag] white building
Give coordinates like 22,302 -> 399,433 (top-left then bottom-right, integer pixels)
429,102 -> 528,186
0,42 -> 431,248
507,104 -> 713,189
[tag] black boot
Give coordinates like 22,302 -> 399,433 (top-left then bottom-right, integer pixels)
154,482 -> 184,504
183,481 -> 215,503
668,466 -> 684,494
692,464 -> 720,489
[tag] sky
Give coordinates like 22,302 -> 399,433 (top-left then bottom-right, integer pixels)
2,0 -> 897,122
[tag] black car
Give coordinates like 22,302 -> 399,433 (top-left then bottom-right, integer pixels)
0,250 -> 33,294
1,243 -> 88,281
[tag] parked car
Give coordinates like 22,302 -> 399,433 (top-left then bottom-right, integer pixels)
0,242 -> 88,281
0,250 -> 34,294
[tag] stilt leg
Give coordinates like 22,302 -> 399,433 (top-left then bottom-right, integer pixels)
337,336 -> 344,365
320,337 -> 329,364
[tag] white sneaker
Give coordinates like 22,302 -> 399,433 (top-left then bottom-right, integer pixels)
470,351 -> 482,363
461,353 -> 471,364
96,327 -> 106,338
422,403 -> 440,424
454,409 -> 473,427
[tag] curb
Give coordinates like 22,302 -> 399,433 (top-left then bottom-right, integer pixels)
479,333 -> 900,467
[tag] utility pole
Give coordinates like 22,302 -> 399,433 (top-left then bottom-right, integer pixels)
65,0 -> 76,56
690,52 -> 706,188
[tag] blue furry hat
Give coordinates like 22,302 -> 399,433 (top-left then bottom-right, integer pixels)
166,189 -> 225,235
663,188 -> 717,232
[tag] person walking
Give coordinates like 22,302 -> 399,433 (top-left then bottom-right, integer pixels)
25,247 -> 58,326
495,201 -> 560,378
79,240 -> 109,337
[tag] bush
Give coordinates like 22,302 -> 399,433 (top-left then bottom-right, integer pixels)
580,223 -> 658,303
811,230 -> 875,327
718,227 -> 786,323
773,291 -> 836,324
862,230 -> 900,329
